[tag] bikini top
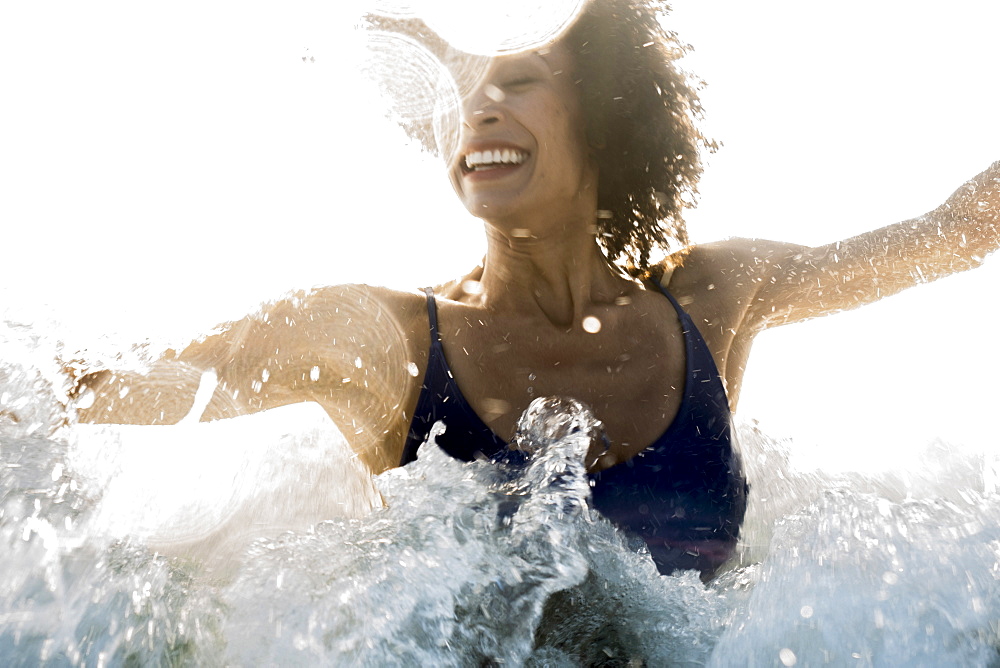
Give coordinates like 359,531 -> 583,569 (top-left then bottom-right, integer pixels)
401,284 -> 748,576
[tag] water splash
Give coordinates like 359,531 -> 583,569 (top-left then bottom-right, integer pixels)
3,334 -> 1000,664
710,490 -> 1000,666
219,400 -> 604,664
370,0 -> 588,56
68,404 -> 381,577
360,30 -> 494,167
363,0 -> 590,164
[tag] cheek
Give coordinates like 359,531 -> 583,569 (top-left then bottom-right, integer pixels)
534,100 -> 581,158
543,94 -> 588,158
552,107 -> 592,173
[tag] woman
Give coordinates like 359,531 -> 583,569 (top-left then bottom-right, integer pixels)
78,0 -> 1000,579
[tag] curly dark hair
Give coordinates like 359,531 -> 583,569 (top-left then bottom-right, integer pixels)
367,0 -> 714,273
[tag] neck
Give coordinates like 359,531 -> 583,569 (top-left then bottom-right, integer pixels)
476,220 -> 629,329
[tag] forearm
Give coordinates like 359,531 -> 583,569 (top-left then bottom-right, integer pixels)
74,360 -> 246,425
749,161 -> 1000,329
842,161 -> 1000,289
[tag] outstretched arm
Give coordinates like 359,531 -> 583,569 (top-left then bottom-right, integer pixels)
75,284 -> 428,472
740,161 -> 1000,330
74,296 -> 325,425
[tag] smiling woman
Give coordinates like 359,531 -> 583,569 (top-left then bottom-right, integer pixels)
375,2 -> 707,269
74,0 -> 1000,584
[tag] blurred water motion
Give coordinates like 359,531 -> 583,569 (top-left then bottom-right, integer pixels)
68,403 -> 381,576
360,30 -> 468,161
370,0 -> 588,55
363,0 -> 588,163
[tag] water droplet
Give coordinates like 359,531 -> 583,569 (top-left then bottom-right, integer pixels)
527,373 -> 537,381
799,605 -> 813,618
75,388 -> 95,410
481,397 -> 510,415
582,316 -> 602,333
261,368 -> 270,383
484,83 -> 505,103
779,648 -> 797,666
461,280 -> 484,295
310,366 -> 321,382
354,357 -> 363,369
614,296 -> 632,306
406,362 -> 419,377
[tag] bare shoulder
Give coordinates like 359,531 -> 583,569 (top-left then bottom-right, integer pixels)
669,238 -> 808,287
296,284 -> 428,328
226,284 -> 426,341
663,239 -> 809,338
176,283 -> 431,380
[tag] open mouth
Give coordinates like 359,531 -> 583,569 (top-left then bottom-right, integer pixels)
461,148 -> 529,174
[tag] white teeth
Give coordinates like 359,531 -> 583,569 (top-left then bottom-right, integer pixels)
463,148 -> 527,170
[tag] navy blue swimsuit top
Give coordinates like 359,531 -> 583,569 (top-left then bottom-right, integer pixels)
401,284 -> 748,577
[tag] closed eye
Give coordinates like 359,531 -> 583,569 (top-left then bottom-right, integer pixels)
503,78 -> 535,88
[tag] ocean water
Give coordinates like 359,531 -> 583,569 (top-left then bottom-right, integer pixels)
2,322 -> 1000,667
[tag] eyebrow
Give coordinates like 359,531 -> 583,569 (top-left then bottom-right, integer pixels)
493,53 -> 548,76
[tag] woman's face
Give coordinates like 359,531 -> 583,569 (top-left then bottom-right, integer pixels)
448,42 -> 597,228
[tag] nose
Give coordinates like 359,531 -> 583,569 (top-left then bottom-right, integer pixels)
462,83 -> 506,130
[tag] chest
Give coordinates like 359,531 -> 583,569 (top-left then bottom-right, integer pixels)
433,300 -> 689,461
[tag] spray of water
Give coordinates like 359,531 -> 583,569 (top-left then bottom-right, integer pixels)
370,0 -> 588,55
363,0 -> 589,166
4,320 -> 1000,664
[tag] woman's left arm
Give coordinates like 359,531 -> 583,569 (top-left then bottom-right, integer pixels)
743,160 -> 1000,330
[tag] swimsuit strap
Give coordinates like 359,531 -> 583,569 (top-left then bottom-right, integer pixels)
423,287 -> 442,345
653,282 -> 697,333
651,280 -> 724,393
401,287 -> 507,464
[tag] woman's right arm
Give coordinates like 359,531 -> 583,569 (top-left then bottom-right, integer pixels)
75,284 -> 429,472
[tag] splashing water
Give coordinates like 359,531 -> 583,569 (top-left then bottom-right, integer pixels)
363,0 -> 589,164
3,323 -> 1000,665
361,31 -> 470,161
370,0 -> 588,56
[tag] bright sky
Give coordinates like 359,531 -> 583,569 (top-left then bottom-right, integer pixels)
2,0 -> 998,472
